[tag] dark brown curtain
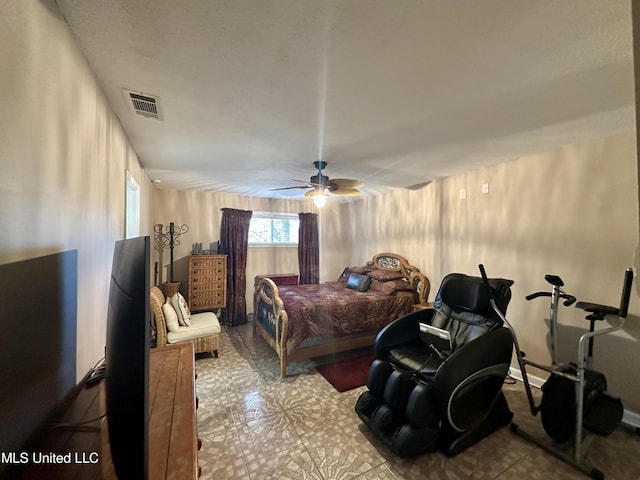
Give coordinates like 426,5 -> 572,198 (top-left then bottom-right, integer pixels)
298,212 -> 319,284
219,208 -> 253,326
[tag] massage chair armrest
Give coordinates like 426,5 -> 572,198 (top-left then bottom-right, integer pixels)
433,327 -> 514,431
435,327 -> 513,388
374,308 -> 435,359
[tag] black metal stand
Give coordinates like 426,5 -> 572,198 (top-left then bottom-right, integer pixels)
153,222 -> 189,282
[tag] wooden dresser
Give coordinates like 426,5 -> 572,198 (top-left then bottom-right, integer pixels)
254,273 -> 299,287
188,254 -> 227,312
147,343 -> 199,479
17,342 -> 200,480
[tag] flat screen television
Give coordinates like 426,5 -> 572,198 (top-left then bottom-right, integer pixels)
105,235 -> 151,480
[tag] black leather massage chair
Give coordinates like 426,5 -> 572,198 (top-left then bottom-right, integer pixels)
355,272 -> 515,457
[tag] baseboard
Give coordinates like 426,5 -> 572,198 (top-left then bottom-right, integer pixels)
508,367 -> 640,429
622,410 -> 640,429
508,366 -> 545,388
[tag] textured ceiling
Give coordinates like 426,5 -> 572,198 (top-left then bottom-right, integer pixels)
55,0 -> 635,200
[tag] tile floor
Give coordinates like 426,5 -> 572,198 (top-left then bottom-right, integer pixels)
194,322 -> 640,479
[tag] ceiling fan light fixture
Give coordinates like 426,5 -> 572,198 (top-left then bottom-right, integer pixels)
313,193 -> 328,208
277,161 -> 363,205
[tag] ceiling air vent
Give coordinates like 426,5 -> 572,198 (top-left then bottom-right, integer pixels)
122,89 -> 164,120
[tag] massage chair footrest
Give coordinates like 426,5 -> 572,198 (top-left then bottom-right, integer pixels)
355,397 -> 440,458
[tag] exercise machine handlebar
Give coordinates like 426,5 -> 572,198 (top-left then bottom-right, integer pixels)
525,291 -> 576,306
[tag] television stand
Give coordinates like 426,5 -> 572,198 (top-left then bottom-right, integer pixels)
17,342 -> 200,479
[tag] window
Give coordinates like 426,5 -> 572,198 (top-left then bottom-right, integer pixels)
125,171 -> 140,238
248,212 -> 299,245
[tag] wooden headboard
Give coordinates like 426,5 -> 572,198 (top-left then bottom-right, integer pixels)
366,252 -> 430,304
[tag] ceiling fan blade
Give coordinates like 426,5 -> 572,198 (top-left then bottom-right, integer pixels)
304,189 -> 322,198
330,188 -> 361,196
329,178 -> 365,189
270,185 -> 311,191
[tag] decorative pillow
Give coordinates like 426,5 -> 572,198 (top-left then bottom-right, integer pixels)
370,278 -> 414,296
368,269 -> 405,281
171,292 -> 192,327
345,273 -> 372,292
162,299 -> 181,332
349,265 -> 372,274
338,265 -> 371,282
338,267 -> 351,282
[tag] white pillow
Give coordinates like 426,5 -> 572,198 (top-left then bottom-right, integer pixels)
171,292 -> 192,327
162,299 -> 180,333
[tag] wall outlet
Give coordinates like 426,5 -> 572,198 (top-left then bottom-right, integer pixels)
482,183 -> 489,194
459,188 -> 466,199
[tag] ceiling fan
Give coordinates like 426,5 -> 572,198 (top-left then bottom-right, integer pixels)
271,161 -> 364,207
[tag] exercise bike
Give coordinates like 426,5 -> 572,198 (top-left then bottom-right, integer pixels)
478,265 -> 634,479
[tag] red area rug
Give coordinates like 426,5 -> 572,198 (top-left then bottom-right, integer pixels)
315,353 -> 375,392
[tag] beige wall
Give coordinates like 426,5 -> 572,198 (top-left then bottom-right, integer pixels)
0,0 -> 152,381
318,183 -> 443,283
151,188 -> 317,307
321,131 -> 640,414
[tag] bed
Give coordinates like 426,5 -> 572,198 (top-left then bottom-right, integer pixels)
253,252 -> 430,377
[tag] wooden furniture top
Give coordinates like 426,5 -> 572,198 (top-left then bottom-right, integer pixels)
254,273 -> 299,287
102,342 -> 198,479
148,342 -> 198,480
17,342 -> 198,480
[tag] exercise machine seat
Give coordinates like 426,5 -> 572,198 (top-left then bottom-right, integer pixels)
355,273 -> 515,458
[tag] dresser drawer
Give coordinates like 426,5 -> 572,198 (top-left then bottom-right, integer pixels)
191,284 -> 224,296
191,260 -> 225,271
190,291 -> 225,309
191,274 -> 226,287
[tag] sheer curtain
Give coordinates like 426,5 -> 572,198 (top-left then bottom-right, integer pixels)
298,212 -> 319,284
219,208 -> 253,326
